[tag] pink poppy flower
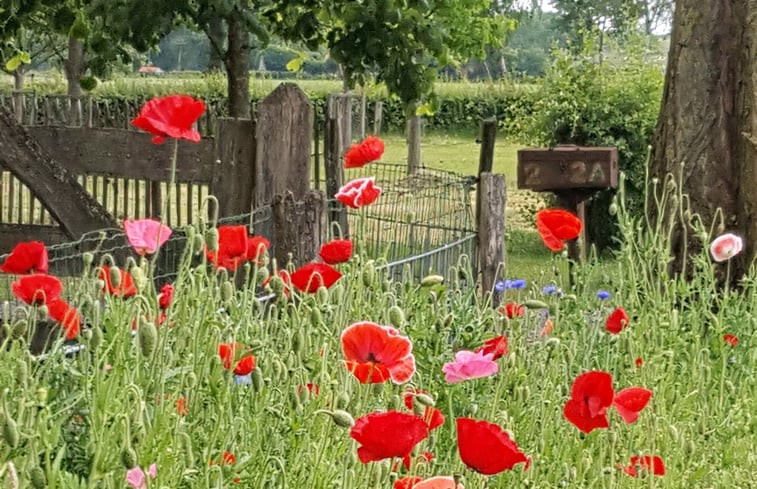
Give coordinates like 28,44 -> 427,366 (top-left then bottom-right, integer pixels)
414,476 -> 462,489
442,350 -> 499,384
335,177 -> 383,209
124,219 -> 172,255
710,233 -> 742,262
125,463 -> 157,489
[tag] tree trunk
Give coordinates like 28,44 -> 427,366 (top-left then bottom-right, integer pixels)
225,3 -> 251,118
207,16 -> 225,72
650,0 -> 757,281
407,103 -> 422,175
12,67 -> 24,123
64,37 -> 85,125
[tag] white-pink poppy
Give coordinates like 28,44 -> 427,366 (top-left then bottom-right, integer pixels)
442,350 -> 499,384
335,177 -> 382,209
709,232 -> 743,262
124,219 -> 172,255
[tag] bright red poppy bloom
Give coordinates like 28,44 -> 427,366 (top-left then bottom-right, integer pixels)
176,397 -> 188,417
635,357 -> 643,368
319,239 -> 354,264
1,241 -> 48,274
394,476 -> 423,489
206,225 -> 249,271
404,390 -> 445,430
620,455 -> 665,477
613,387 -> 652,424
246,236 -> 270,265
345,136 -> 385,169
499,302 -> 525,319
47,298 -> 81,339
536,209 -> 582,252
475,336 -> 508,360
158,283 -> 174,310
290,263 -> 342,293
131,94 -> 206,145
605,306 -> 630,334
563,371 -> 615,433
98,266 -> 137,298
218,342 -> 256,376
350,411 -> 429,463
335,177 -> 383,209
12,274 -> 63,305
723,333 -> 739,347
456,418 -> 529,475
341,321 -> 416,384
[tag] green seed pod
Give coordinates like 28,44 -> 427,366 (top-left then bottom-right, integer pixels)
109,266 -> 122,289
82,252 -> 94,267
130,266 -> 147,291
388,306 -> 405,326
37,305 -> 49,319
310,307 -> 323,326
251,368 -> 263,393
3,416 -> 19,448
443,313 -> 455,328
335,392 -> 350,409
192,234 -> 205,254
187,372 -> 198,388
414,393 -> 435,407
329,410 -> 355,428
255,266 -> 270,284
29,467 -> 47,489
684,439 -> 695,456
420,274 -> 444,287
292,329 -> 305,355
269,275 -> 286,295
138,320 -> 158,359
608,202 -> 618,216
36,388 -> 48,404
221,281 -> 235,303
362,264 -> 376,287
205,228 -> 219,253
120,446 -> 137,469
89,326 -> 103,351
523,299 -> 549,310
15,359 -> 28,387
316,286 -> 329,304
11,320 -> 26,339
669,425 -> 679,443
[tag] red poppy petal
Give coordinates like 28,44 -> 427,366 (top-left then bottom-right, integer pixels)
234,355 -> 256,376
344,361 -> 391,383
319,239 -> 353,264
563,398 -> 610,434
605,306 -> 630,334
456,418 -> 528,475
613,387 -> 652,424
0,241 -> 48,274
12,274 -> 63,305
290,263 -> 342,293
351,412 -> 429,462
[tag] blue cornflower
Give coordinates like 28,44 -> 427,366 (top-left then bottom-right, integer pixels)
504,278 -> 527,290
596,290 -> 611,300
235,375 -> 252,386
494,280 -> 506,292
542,284 -> 563,295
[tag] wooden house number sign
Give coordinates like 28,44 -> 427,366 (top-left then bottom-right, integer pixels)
517,145 -> 619,261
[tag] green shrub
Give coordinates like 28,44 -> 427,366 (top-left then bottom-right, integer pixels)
510,36 -> 664,249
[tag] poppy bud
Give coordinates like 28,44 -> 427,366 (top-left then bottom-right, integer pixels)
292,329 -> 305,355
413,401 -> 425,416
608,202 -> 618,216
316,286 -> 329,304
414,393 -> 435,407
187,372 -> 198,388
362,263 -> 376,287
109,266 -> 122,289
131,266 -> 147,290
192,234 -> 205,254
290,387 -> 302,409
669,425 -> 679,443
36,387 -> 48,404
310,307 -> 323,326
388,394 -> 401,410
179,432 -> 194,465
11,320 -> 26,339
205,228 -> 219,252
335,392 -> 350,409
38,304 -> 49,319
684,439 -> 695,455
29,467 -> 46,489
221,281 -> 234,303
421,274 -> 444,287
255,266 -> 269,284
443,312 -> 455,328
328,409 -> 355,428
3,416 -> 19,448
251,368 -> 263,393
90,326 -> 103,351
608,431 -> 617,444
120,446 -> 137,469
388,306 -> 405,326
382,279 -> 391,292
82,252 -> 94,267
138,320 -> 158,359
523,299 -> 549,310
269,275 -> 286,295
15,359 -> 28,387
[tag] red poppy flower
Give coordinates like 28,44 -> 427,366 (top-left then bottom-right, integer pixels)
335,177 -> 383,209
246,236 -> 270,265
394,476 -> 423,489
475,336 -> 508,360
723,333 -> 739,347
536,209 -> 582,252
563,371 -> 614,433
176,397 -> 188,417
297,383 -> 320,397
345,136 -> 385,169
605,306 -> 630,334
206,225 -> 249,271
98,266 -> 137,298
158,283 -> 174,310
341,321 -> 416,384
222,451 -> 236,465
404,390 -> 445,430
1,241 -> 48,274
350,411 -> 429,463
131,94 -> 206,145
47,298 -> 81,339
619,455 -> 665,477
456,418 -> 529,475
635,357 -> 643,368
290,263 -> 342,293
499,302 -> 525,319
218,342 -> 256,376
319,239 -> 354,264
12,274 -> 63,305
612,387 -> 652,424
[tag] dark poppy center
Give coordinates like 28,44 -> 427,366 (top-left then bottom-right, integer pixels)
366,352 -> 379,363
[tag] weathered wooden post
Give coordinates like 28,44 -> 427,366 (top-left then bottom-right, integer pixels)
210,118 -> 256,218
324,115 -> 349,238
517,145 -> 618,263
273,190 -> 324,266
407,103 -> 422,174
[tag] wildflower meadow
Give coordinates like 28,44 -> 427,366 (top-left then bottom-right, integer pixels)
0,95 -> 755,489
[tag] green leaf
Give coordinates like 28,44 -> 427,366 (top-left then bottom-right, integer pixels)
5,52 -> 31,72
286,52 -> 306,72
79,76 -> 98,92
69,14 -> 90,40
415,102 -> 434,117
